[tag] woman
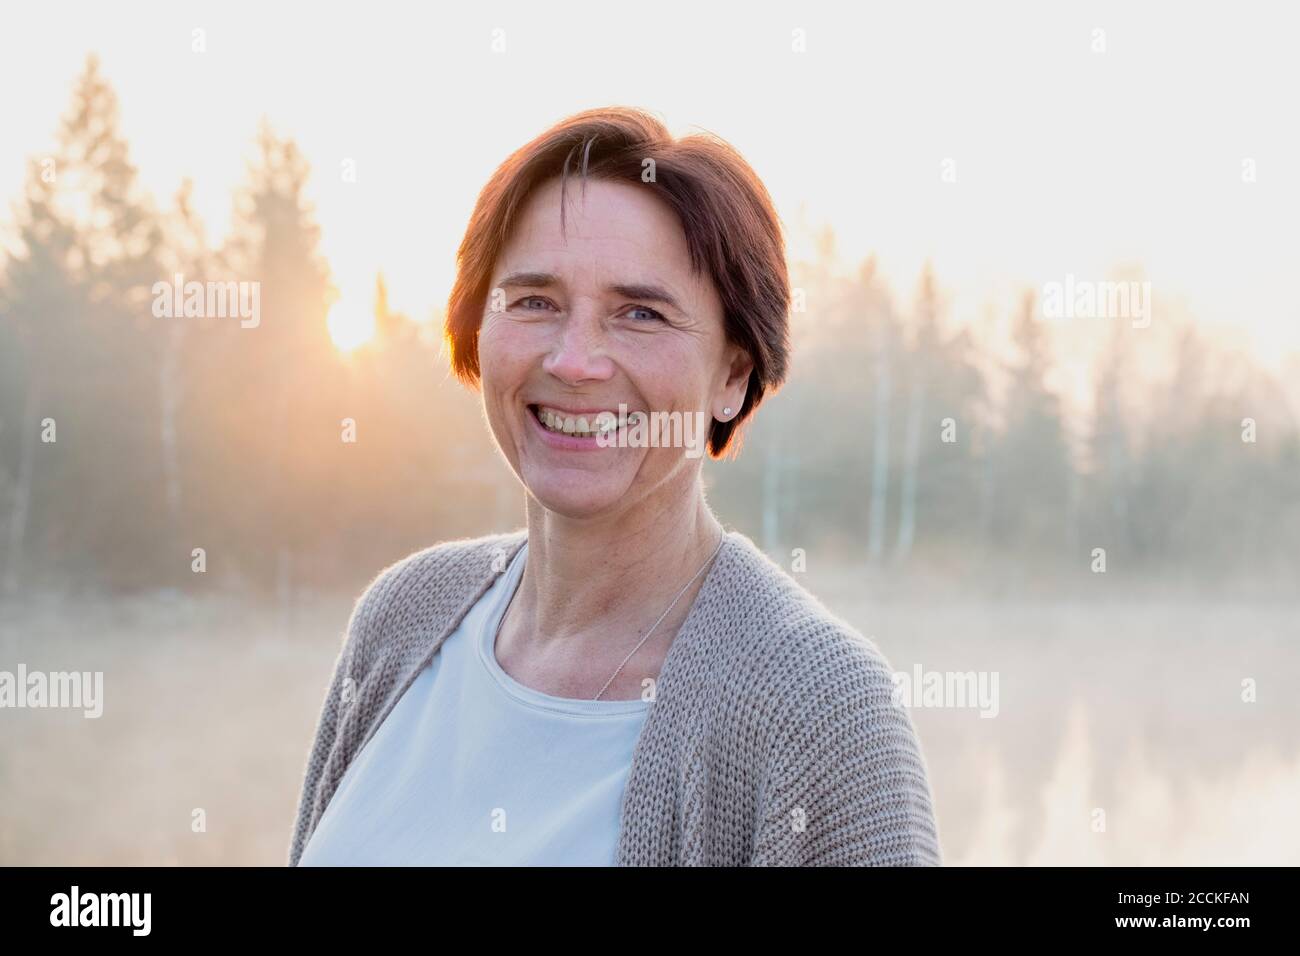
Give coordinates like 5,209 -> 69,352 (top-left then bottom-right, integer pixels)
289,107 -> 941,866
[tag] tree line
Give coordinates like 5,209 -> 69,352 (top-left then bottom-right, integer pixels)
2,57 -> 1296,595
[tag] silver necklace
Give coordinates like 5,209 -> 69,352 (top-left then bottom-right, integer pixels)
496,530 -> 727,701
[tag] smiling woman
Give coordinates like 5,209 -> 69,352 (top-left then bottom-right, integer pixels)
289,106 -> 941,867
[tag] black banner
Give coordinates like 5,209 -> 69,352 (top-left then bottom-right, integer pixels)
0,866 -> 1282,942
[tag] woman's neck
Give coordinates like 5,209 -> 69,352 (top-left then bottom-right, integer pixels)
510,481 -> 725,655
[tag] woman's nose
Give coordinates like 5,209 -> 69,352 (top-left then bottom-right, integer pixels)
541,309 -> 613,385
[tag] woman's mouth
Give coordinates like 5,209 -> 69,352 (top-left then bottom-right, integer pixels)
527,403 -> 634,438
530,403 -> 626,434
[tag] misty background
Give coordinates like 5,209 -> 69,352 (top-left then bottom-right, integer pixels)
2,50 -> 1297,865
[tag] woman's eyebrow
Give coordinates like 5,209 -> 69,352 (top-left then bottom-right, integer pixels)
498,272 -> 683,312
608,282 -> 683,313
498,271 -> 557,290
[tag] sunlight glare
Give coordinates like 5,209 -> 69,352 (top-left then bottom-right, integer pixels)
327,299 -> 376,352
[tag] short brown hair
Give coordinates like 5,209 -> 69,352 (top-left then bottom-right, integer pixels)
444,106 -> 790,458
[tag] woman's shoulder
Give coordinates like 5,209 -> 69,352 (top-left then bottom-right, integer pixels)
356,528 -> 527,602
708,531 -> 906,730
340,528 -> 528,672
687,533 -> 940,864
715,531 -> 896,665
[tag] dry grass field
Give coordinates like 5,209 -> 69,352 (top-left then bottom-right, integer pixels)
3,569 -> 1297,865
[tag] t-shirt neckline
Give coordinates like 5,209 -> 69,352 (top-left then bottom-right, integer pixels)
476,541 -> 652,718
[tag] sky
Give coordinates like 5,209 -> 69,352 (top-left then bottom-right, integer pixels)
2,0 -> 1297,380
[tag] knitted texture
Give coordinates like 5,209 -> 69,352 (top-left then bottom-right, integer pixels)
287,528 -> 942,866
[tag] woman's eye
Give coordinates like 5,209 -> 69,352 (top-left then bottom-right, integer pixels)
626,305 -> 666,323
514,296 -> 554,311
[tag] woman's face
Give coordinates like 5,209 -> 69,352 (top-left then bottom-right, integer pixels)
478,175 -> 751,520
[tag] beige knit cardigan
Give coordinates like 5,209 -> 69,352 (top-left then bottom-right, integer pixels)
288,527 -> 942,866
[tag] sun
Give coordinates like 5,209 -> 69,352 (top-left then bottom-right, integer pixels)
326,298 -> 376,353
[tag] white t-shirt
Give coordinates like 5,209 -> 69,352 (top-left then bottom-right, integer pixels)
298,541 -> 651,866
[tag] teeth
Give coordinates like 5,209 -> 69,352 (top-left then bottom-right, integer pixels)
534,405 -> 627,437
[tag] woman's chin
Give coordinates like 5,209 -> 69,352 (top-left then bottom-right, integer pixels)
522,471 -> 633,519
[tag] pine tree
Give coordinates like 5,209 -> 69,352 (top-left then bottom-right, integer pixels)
213,120 -> 339,589
3,54 -> 168,588
991,292 -> 1073,557
0,156 -> 82,591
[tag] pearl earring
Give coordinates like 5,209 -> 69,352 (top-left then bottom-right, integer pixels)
723,407 -> 733,418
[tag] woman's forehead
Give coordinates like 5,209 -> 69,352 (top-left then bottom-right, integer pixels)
495,180 -> 708,296
507,178 -> 688,255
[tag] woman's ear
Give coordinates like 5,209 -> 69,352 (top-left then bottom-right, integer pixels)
718,343 -> 754,416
